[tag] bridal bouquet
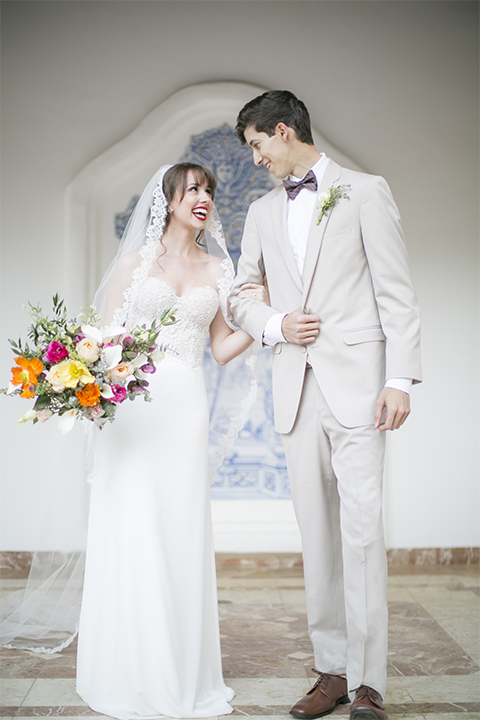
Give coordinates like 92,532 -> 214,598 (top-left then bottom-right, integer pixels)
2,295 -> 176,433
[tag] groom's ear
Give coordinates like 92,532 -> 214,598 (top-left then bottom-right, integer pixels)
275,122 -> 295,143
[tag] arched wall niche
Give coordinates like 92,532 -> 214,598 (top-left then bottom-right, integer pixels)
65,81 -> 362,309
64,82 -> 363,549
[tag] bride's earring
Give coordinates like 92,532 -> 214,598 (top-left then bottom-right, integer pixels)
167,206 -> 173,214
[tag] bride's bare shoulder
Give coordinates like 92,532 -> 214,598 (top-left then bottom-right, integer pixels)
208,255 -> 228,280
111,250 -> 142,278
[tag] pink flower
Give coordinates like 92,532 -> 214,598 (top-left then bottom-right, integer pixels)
110,385 -> 127,403
36,409 -> 53,423
82,404 -> 106,419
45,341 -> 69,363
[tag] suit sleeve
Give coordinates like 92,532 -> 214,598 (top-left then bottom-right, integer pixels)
360,176 -> 422,384
230,204 -> 282,345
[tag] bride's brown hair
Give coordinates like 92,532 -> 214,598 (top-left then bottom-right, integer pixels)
155,163 -> 218,271
162,162 -> 217,237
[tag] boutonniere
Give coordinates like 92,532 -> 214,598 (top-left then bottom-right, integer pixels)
316,184 -> 351,225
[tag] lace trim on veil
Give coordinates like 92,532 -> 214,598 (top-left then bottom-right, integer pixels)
209,349 -> 257,480
112,180 -> 168,329
1,169 -> 258,655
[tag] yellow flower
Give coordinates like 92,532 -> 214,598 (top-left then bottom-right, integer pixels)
55,360 -> 94,388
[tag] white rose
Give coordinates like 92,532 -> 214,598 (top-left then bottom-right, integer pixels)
76,338 -> 100,363
46,365 -> 66,393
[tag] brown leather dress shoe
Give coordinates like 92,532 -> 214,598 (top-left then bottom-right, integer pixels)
290,670 -> 350,719
350,685 -> 387,720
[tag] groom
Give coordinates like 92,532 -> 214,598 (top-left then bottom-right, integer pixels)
230,91 -> 421,720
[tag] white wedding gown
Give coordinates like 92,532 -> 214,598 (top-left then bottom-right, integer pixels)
76,278 -> 234,719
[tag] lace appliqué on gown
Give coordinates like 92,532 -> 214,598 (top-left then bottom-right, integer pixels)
127,278 -> 219,370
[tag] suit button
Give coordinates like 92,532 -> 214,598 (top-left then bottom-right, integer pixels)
301,346 -> 307,354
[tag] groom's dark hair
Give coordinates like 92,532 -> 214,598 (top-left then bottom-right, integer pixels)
235,90 -> 314,146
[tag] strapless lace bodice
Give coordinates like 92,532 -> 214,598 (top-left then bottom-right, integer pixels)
127,277 -> 219,369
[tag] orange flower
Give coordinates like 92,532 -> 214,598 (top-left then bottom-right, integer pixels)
76,382 -> 101,407
11,357 -> 44,399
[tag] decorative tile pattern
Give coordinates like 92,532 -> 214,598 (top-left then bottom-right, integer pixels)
183,125 -> 288,500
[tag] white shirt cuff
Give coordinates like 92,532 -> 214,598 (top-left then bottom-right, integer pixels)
263,313 -> 288,347
384,378 -> 412,395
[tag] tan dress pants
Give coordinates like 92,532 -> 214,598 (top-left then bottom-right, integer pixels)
281,368 -> 388,697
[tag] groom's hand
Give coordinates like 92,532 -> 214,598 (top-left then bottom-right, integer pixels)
375,388 -> 411,431
282,307 -> 320,345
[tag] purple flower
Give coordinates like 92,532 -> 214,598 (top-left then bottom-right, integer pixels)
127,381 -> 145,396
121,333 -> 135,348
140,363 -> 156,374
74,333 -> 85,344
110,384 -> 127,403
45,341 -> 69,363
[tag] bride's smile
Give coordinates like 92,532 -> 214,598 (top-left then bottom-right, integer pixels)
168,170 -> 214,234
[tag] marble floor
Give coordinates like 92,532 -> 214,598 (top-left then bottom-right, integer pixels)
0,560 -> 479,720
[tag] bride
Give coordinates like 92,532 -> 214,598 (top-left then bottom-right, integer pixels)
75,162 -> 267,719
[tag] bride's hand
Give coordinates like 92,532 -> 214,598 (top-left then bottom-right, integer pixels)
238,277 -> 270,306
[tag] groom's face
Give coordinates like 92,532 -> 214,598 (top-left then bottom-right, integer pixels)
244,125 -> 293,180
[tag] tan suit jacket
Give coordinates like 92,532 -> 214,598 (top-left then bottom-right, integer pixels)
231,159 -> 422,432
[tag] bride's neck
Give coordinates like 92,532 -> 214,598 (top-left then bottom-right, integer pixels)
161,226 -> 198,257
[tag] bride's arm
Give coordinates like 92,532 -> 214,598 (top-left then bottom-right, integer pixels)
209,281 -> 269,365
209,309 -> 254,366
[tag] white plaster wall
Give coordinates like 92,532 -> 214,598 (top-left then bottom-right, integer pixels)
1,1 -> 478,551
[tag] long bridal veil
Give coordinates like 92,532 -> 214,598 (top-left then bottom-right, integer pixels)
1,163 -> 257,653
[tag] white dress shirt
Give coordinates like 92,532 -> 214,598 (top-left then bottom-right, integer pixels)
262,157 -> 412,395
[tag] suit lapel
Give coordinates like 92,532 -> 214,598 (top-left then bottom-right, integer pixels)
270,189 -> 303,292
302,160 -> 342,307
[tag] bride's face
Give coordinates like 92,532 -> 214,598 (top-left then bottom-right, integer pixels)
170,170 -> 214,232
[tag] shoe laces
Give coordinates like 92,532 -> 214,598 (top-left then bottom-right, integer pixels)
356,686 -> 380,702
309,668 -> 333,693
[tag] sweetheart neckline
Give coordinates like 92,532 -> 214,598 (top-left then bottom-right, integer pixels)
147,276 -> 218,300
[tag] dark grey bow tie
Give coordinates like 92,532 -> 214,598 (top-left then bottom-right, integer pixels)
282,169 -> 318,200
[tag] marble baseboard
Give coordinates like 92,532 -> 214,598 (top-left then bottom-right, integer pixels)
217,549 -> 480,569
1,549 -> 479,579
386,547 -> 479,566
